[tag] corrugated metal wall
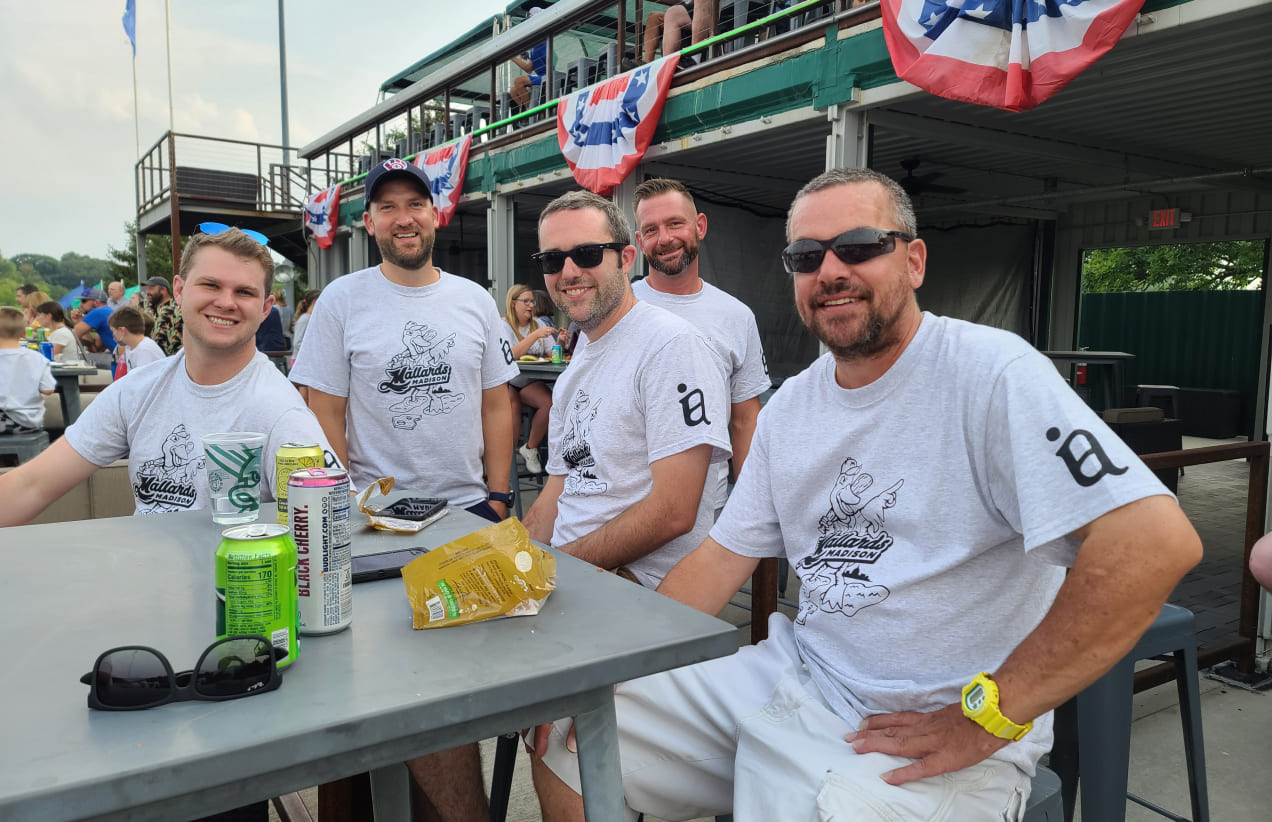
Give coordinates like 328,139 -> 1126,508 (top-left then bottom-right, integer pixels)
1078,290 -> 1263,435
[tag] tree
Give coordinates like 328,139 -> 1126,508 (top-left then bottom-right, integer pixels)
1082,240 -> 1266,293
108,222 -> 179,284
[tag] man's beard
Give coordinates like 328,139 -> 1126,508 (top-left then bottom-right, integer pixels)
800,285 -> 906,361
646,238 -> 699,276
376,232 -> 434,271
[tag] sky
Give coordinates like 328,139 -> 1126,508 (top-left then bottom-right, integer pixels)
0,0 -> 512,262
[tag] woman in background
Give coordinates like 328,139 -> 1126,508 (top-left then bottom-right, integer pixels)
34,301 -> 84,362
503,284 -> 558,474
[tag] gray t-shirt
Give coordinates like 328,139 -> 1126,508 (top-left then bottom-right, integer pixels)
289,268 -> 518,507
711,313 -> 1168,773
64,351 -> 337,515
545,301 -> 732,587
632,278 -> 769,507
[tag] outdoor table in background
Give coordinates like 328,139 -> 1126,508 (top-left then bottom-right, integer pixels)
1042,350 -> 1135,413
49,363 -> 100,426
516,359 -> 570,380
0,502 -> 736,822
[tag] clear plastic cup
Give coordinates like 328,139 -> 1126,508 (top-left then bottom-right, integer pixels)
201,432 -> 267,524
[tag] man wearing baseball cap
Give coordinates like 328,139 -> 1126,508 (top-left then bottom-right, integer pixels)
144,276 -> 183,355
289,157 -> 517,820
72,287 -> 117,354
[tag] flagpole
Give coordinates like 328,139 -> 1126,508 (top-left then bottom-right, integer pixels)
165,0 -> 175,132
279,0 -> 290,165
131,52 -> 140,160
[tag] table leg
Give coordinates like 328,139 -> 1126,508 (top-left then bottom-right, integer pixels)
573,692 -> 628,822
57,375 -> 84,425
369,763 -> 412,822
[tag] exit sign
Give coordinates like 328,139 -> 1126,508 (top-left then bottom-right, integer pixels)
1149,208 -> 1181,230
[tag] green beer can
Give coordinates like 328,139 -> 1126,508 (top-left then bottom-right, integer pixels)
216,523 -> 301,668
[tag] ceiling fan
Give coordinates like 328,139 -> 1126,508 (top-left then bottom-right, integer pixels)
898,157 -> 967,197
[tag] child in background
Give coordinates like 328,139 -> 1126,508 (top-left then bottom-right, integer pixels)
0,306 -> 56,433
108,307 -> 165,376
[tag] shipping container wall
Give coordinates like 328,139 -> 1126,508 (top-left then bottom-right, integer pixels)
1078,290 -> 1262,437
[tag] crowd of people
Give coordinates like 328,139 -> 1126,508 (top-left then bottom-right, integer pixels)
0,157 -> 1232,822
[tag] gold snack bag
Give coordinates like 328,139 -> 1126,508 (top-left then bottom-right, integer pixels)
401,517 -> 557,629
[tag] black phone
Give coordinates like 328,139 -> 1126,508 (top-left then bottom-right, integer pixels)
352,548 -> 428,583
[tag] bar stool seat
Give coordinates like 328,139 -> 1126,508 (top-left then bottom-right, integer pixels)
1050,603 -> 1209,822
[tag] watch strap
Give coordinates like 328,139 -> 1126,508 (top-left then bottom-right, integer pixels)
487,491 -> 514,505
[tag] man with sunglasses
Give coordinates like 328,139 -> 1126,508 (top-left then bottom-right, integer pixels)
631,177 -> 769,513
531,169 -> 1200,822
0,226 -> 339,525
522,189 -> 730,589
288,157 -> 517,822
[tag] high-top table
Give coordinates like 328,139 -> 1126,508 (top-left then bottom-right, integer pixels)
516,359 -> 569,379
0,505 -> 736,821
50,363 -> 101,425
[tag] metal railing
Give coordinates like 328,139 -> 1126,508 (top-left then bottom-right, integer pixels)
299,0 -> 879,194
1135,440 -> 1269,687
135,132 -> 338,217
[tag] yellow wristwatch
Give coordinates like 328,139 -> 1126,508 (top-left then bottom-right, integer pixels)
961,673 -> 1032,742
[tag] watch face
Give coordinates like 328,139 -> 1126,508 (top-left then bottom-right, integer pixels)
964,683 -> 986,713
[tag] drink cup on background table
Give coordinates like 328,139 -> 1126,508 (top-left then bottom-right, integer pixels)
201,432 -> 267,524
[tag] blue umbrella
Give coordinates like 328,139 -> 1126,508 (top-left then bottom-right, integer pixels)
58,282 -> 89,310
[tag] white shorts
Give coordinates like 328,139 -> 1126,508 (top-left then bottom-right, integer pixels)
541,614 -> 1032,822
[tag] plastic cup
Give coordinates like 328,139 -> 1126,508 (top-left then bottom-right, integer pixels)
201,433 -> 267,524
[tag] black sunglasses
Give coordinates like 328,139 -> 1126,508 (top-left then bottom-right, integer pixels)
79,635 -> 284,711
198,221 -> 270,247
781,228 -> 913,274
530,242 -> 627,276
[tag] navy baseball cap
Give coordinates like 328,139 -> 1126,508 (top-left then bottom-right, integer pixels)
82,288 -> 109,303
364,158 -> 433,208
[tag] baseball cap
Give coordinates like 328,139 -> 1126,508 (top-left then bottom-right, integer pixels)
364,158 -> 433,208
82,288 -> 108,303
143,276 -> 171,291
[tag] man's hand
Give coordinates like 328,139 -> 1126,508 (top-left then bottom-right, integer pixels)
844,703 -> 1008,786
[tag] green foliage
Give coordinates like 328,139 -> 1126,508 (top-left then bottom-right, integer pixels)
1082,241 -> 1266,293
108,221 -> 178,284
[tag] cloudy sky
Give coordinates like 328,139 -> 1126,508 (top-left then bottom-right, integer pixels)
0,0 -> 511,261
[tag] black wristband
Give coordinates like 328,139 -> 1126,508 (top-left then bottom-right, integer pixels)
487,491 -> 514,505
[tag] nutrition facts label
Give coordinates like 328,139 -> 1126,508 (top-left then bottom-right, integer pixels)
223,552 -> 283,632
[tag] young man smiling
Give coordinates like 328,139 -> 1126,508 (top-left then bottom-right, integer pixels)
0,227 -> 337,524
522,190 -> 730,588
288,157 -> 517,822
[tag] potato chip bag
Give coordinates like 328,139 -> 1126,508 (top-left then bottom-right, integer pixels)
401,517 -> 556,629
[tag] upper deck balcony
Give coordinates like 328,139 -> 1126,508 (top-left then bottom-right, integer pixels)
134,131 -> 335,266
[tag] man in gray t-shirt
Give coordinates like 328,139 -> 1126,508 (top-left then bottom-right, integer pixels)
288,157 -> 515,822
523,190 -> 730,585
0,228 -> 336,525
631,177 -> 769,510
530,169 -> 1203,822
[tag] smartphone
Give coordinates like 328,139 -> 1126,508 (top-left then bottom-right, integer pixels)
351,548 -> 428,583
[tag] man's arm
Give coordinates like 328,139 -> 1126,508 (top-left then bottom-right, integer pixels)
511,54 -> 534,73
848,494 -> 1201,784
0,438 -> 102,527
727,396 -> 760,476
480,384 -> 515,519
658,536 -> 759,614
306,389 -> 349,470
558,444 -> 713,570
523,473 -> 564,544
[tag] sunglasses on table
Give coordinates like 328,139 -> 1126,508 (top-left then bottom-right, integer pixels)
198,221 -> 270,247
79,635 -> 284,711
781,228 -> 913,275
530,242 -> 627,276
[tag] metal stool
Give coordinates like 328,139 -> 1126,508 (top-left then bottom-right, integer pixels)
1137,384 -> 1181,419
0,429 -> 50,464
1050,603 -> 1209,822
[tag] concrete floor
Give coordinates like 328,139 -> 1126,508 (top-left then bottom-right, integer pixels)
271,435 -> 1271,821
